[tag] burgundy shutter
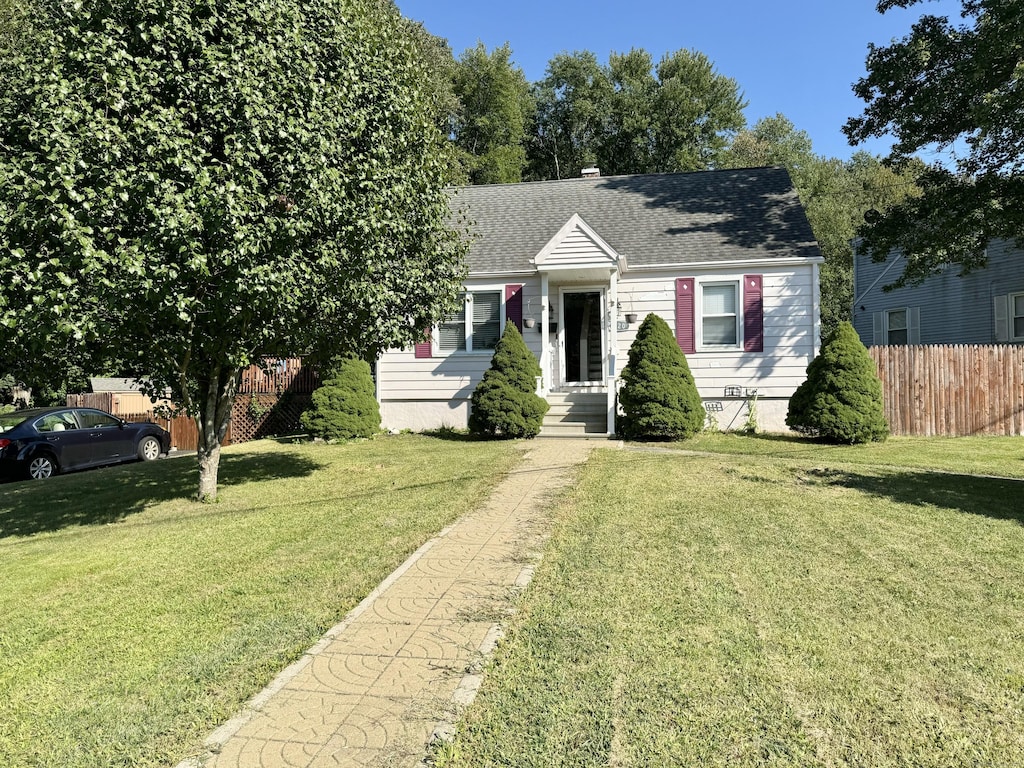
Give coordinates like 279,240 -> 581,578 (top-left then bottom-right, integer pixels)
505,284 -> 524,332
675,278 -> 695,354
743,274 -> 764,352
414,329 -> 432,359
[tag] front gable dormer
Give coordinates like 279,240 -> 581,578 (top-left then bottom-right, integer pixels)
532,214 -> 621,275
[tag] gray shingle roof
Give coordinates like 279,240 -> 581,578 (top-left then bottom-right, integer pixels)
450,167 -> 821,275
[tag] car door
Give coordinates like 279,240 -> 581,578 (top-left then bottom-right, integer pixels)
73,409 -> 134,465
32,410 -> 87,470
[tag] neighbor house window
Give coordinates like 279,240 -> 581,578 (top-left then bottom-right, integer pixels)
701,282 -> 739,348
438,291 -> 502,353
1014,293 -> 1024,340
886,308 -> 908,345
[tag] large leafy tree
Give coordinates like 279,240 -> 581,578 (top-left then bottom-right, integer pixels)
0,0 -> 467,500
528,48 -> 745,179
844,0 -> 1024,284
451,43 -> 534,184
722,115 -> 922,336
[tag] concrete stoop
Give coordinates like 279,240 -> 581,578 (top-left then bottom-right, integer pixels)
540,391 -> 609,437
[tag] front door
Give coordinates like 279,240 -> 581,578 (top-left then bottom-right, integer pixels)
560,290 -> 604,385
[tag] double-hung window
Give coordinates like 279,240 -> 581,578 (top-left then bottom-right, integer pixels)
886,308 -> 908,345
438,291 -> 502,354
1013,293 -> 1024,340
700,281 -> 740,348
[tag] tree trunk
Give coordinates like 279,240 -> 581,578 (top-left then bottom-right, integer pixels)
195,363 -> 239,502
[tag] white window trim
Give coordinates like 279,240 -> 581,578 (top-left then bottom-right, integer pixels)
696,278 -> 743,351
885,307 -> 909,345
876,306 -> 920,345
1011,292 -> 1024,342
433,287 -> 505,356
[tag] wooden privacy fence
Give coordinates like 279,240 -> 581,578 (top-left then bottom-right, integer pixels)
68,358 -> 318,448
871,345 -> 1024,436
117,412 -> 227,453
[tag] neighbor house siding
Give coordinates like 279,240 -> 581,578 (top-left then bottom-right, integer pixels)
852,239 -> 1024,346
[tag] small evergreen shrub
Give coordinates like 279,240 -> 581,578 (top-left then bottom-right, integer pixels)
618,313 -> 704,440
301,357 -> 380,440
786,321 -> 889,444
469,322 -> 548,439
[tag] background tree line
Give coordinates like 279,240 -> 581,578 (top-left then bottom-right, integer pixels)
436,0 -> 1020,337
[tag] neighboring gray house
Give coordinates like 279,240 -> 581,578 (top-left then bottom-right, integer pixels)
376,167 -> 824,435
852,239 -> 1024,347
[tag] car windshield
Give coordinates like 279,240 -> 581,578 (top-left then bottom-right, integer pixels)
0,411 -> 34,431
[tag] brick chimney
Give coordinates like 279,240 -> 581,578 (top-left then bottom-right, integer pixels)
581,166 -> 600,178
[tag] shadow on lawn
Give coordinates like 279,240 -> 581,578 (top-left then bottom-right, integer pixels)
810,466 -> 1024,524
0,451 -> 322,538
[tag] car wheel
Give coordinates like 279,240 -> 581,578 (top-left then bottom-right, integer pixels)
28,454 -> 58,480
138,436 -> 161,461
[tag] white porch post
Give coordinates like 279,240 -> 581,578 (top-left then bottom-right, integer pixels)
540,272 -> 550,395
606,269 -> 618,435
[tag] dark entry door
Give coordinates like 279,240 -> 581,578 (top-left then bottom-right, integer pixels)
563,292 -> 603,383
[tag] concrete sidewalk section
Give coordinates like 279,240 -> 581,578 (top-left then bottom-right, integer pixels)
179,438 -> 598,768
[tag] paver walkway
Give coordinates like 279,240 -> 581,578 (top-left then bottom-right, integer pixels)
179,438 -> 599,768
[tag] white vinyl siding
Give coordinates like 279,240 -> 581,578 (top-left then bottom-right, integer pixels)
378,263 -> 820,431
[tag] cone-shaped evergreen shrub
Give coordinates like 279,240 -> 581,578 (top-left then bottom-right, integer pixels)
469,322 -> 548,439
301,357 -> 380,440
786,321 -> 889,443
618,313 -> 704,440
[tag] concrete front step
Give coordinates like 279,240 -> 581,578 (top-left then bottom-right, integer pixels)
542,391 -> 609,436
538,422 -> 609,437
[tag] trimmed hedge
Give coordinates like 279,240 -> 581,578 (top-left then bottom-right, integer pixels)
300,357 -> 380,440
618,313 -> 704,440
787,321 -> 889,444
469,322 -> 548,439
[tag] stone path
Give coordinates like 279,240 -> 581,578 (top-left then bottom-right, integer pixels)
178,438 -> 600,768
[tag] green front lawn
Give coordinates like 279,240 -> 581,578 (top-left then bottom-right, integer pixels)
435,439 -> 1024,767
0,435 -> 519,768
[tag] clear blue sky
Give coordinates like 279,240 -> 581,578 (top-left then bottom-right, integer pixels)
395,0 -> 965,163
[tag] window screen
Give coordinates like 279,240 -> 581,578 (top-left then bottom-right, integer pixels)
702,283 -> 738,346
471,292 -> 501,351
887,309 -> 908,345
438,297 -> 466,352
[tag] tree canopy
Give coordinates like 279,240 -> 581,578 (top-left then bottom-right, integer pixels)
0,0 -> 467,499
451,43 -> 533,184
844,0 -> 1024,284
527,48 -> 746,179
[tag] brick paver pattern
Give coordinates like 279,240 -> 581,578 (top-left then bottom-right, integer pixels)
180,439 -> 597,768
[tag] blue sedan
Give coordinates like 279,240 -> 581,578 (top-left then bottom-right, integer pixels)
0,407 -> 171,481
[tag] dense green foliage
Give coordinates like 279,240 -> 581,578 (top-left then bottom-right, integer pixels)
721,114 -> 921,335
469,322 -> 548,439
301,358 -> 380,440
845,0 -> 1023,284
528,48 -> 746,179
0,0 -> 466,499
617,314 -> 704,440
452,43 -> 533,184
787,322 -> 889,444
